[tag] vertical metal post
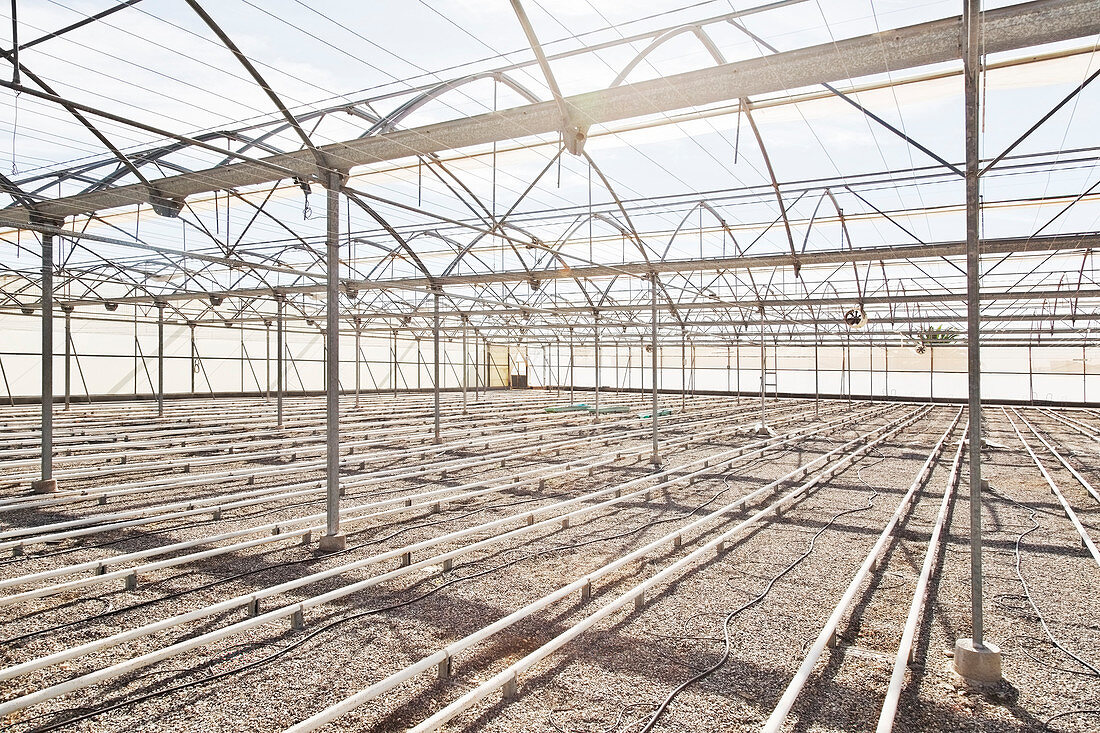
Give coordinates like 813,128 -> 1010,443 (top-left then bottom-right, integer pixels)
63,308 -> 71,411
814,325 -> 820,418
36,232 -> 55,492
569,330 -> 575,403
885,341 -> 890,399
963,0 -> 985,650
462,317 -> 468,413
354,320 -> 361,407
474,330 -> 480,400
276,298 -> 284,427
555,338 -> 561,395
735,335 -> 740,403
486,334 -> 495,391
690,341 -> 696,399
265,321 -> 271,401
593,313 -> 600,422
156,302 -> 165,417
868,340 -> 874,404
323,173 -> 344,549
680,329 -> 686,412
759,312 -> 766,428
726,344 -> 731,395
614,340 -> 619,396
433,291 -> 441,444
393,330 -> 399,397
846,333 -> 852,408
930,346 -> 935,402
1028,345 -> 1034,403
650,273 -> 660,464
190,322 -> 197,395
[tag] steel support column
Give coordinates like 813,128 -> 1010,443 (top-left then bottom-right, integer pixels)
680,329 -> 686,412
814,326 -> 820,418
354,319 -> 361,407
189,322 -> 197,395
569,330 -> 575,403
433,291 -> 441,444
965,0 -> 986,647
276,298 -> 284,427
462,317 -> 468,413
156,302 -> 165,417
63,308 -> 71,411
34,232 -> 55,493
650,273 -> 660,465
322,173 -> 344,550
759,313 -> 767,428
956,0 -> 1000,681
593,313 -> 600,422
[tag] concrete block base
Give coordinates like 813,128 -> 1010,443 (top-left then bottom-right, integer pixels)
953,638 -> 1002,682
31,479 -> 57,494
748,422 -> 777,437
318,533 -> 346,552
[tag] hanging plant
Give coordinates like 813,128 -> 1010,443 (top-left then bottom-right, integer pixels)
917,325 -> 959,347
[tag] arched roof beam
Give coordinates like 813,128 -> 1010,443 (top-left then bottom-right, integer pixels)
364,72 -> 541,137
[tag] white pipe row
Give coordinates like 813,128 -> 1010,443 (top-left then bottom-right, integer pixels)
761,406 -> 963,733
876,418 -> 968,732
405,406 -> 932,733
0,403 -> 895,716
0,395 -> 766,551
0,399 -> 825,603
1003,408 -> 1100,567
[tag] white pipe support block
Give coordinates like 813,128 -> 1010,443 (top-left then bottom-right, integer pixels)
502,675 -> 518,700
437,655 -> 453,679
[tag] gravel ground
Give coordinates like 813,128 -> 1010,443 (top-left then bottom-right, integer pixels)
2,395 -> 1096,733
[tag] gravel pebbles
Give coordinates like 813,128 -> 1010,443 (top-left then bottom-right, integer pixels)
1,395 -> 1097,733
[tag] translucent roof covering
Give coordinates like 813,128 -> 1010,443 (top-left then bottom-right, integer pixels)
1,0 -> 1099,347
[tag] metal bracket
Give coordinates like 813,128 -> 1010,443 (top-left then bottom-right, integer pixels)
148,188 -> 185,218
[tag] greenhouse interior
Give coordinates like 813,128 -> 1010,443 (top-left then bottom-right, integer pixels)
1,1 -> 1099,731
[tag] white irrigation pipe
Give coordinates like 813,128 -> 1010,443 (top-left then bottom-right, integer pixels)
0,394 -> 639,503
1035,407 -> 1100,442
0,400 -> 864,608
0,391 -> 652,480
0,397 -> 775,551
0,407 -> 649,543
406,407 -> 931,733
760,406 -> 961,733
0,390 -> 619,480
1015,409 -> 1100,504
1004,408 -> 1100,567
876,419 -> 967,733
282,406 -> 926,733
0,404 -> 896,713
0,390 -> 730,512
0,400 -> 820,603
